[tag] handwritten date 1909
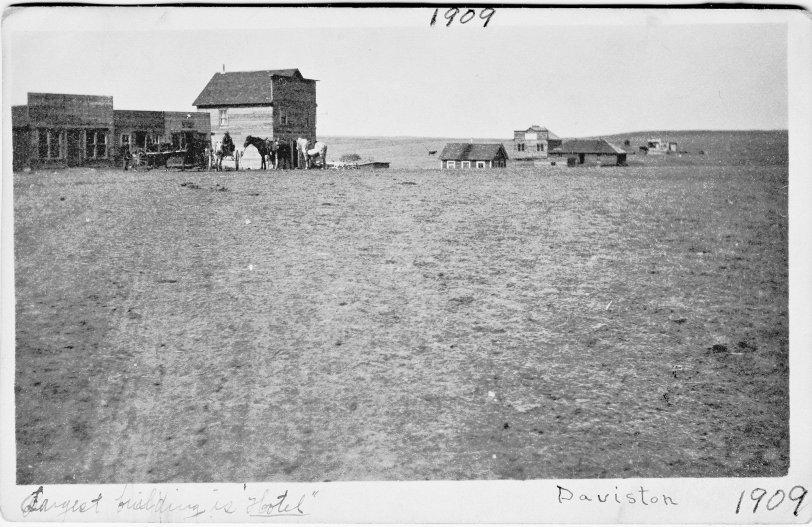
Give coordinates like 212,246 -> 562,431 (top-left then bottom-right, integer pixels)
430,8 -> 495,27
735,486 -> 807,516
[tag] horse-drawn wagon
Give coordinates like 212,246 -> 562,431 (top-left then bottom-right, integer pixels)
131,134 -> 210,171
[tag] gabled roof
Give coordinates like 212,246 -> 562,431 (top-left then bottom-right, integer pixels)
514,125 -> 561,140
553,139 -> 626,155
193,69 -> 314,107
439,143 -> 508,161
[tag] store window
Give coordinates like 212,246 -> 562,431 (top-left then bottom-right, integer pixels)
85,130 -> 108,159
37,129 -> 63,159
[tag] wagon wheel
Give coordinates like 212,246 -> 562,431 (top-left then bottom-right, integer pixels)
132,149 -> 147,168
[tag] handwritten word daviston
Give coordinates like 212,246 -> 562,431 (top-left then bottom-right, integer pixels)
20,486 -> 102,518
557,485 -> 678,506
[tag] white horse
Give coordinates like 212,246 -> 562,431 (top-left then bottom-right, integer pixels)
296,137 -> 310,169
306,141 -> 328,169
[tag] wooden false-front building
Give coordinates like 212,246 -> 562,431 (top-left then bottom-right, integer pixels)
193,69 -> 317,167
12,93 -> 114,169
113,110 -> 211,152
12,92 -> 213,170
513,125 -> 562,159
439,143 -> 509,169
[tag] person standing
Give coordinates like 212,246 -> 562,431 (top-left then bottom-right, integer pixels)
222,131 -> 235,156
120,144 -> 132,171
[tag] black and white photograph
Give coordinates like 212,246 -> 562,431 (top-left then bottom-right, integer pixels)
1,5 -> 811,524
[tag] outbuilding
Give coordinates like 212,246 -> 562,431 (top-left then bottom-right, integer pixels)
551,138 -> 628,166
439,143 -> 508,169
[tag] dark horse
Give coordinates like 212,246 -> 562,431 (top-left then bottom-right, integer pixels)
244,135 -> 276,170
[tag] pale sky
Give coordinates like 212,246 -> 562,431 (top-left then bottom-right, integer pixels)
2,7 -> 788,138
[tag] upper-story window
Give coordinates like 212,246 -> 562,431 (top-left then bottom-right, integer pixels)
280,109 -> 288,126
219,109 -> 228,126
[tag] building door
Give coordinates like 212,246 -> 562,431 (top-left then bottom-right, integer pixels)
134,131 -> 147,149
66,129 -> 83,166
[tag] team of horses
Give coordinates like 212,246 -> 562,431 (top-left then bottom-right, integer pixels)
211,135 -> 327,171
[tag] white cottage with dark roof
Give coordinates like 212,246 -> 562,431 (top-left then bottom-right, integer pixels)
439,143 -> 508,169
193,69 -> 317,166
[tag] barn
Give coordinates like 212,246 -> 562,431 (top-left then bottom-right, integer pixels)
193,69 -> 317,168
439,143 -> 508,169
513,125 -> 562,159
12,93 -> 114,169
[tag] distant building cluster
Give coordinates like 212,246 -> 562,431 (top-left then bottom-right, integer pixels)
439,123 -> 628,169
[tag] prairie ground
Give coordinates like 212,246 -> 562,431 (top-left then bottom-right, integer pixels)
14,158 -> 788,483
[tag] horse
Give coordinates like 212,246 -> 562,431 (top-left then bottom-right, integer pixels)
296,137 -> 310,169
306,141 -> 328,169
244,135 -> 276,170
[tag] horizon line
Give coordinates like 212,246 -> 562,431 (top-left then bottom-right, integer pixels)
319,129 -> 789,141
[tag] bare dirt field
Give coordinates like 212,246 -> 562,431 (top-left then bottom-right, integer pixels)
14,143 -> 788,483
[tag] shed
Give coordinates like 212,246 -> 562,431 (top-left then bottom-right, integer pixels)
193,68 -> 317,168
439,143 -> 508,169
551,138 -> 627,166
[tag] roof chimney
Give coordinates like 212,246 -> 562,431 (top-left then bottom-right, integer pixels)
222,64 -> 225,73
